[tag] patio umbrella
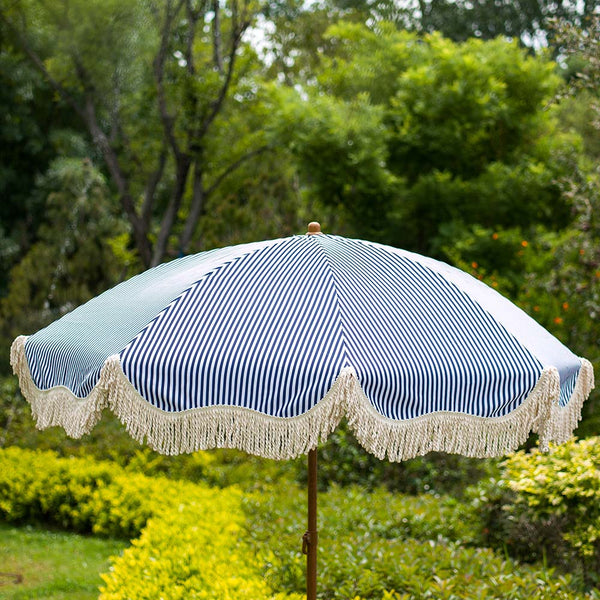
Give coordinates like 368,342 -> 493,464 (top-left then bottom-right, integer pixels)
10,222 -> 594,600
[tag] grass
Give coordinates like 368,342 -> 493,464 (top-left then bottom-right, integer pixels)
0,523 -> 127,600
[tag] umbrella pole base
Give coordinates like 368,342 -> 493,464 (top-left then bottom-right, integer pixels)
302,448 -> 318,600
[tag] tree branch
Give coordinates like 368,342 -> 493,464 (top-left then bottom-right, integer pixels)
178,145 -> 271,253
205,145 -> 270,198
70,54 -> 155,267
2,8 -> 153,266
197,0 -> 252,139
212,0 -> 224,73
0,11 -> 86,121
153,0 -> 187,161
142,149 -> 168,230
81,94 -> 153,267
151,157 -> 192,266
185,0 -> 204,76
179,161 -> 205,252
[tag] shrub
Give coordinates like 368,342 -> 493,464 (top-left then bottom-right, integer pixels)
99,488 -> 302,600
2,446 -> 599,599
0,446 -> 212,537
245,483 -> 479,597
0,447 -> 303,598
471,437 -> 600,589
245,482 -> 598,599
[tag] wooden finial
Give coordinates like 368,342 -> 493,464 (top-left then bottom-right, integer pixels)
307,222 -> 322,235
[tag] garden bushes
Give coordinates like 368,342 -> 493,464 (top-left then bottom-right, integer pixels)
0,446 -> 215,537
0,447 -> 302,599
472,436 -> 600,588
99,488 -> 302,600
245,482 -> 591,600
2,443 -> 600,598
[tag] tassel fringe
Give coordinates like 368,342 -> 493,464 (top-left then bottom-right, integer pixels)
10,336 -> 107,438
348,367 -> 560,460
10,335 -> 594,460
99,356 -> 348,459
549,358 -> 594,444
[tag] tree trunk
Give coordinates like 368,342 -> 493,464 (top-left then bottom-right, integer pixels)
179,162 -> 206,254
152,159 -> 192,266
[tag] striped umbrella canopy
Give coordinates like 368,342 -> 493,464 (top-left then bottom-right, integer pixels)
10,222 -> 594,599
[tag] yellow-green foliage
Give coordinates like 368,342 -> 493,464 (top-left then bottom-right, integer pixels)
473,437 -> 600,588
0,446 -> 204,537
0,447 -> 302,599
504,438 -> 600,558
3,445 -> 600,598
99,488 -> 303,600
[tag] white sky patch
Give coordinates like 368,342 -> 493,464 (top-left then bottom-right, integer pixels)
521,28 -> 548,51
173,50 -> 187,68
244,13 -> 277,67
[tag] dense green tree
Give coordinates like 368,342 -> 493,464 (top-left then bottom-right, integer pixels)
260,0 -> 599,87
0,0 -> 286,269
523,16 -> 600,433
0,157 -> 127,369
435,17 -> 600,432
552,15 -> 600,122
0,0 -> 311,377
279,23 -> 578,253
411,0 -> 598,44
273,86 -> 395,237
0,19 -> 81,297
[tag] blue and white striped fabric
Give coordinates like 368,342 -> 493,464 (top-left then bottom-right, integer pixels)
12,232 -> 593,460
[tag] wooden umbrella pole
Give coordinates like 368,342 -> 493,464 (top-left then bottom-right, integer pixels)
302,448 -> 318,600
304,221 -> 321,600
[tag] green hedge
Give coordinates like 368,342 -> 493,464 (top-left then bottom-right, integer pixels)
99,487 -> 302,600
0,446 -> 208,537
245,482 -> 597,600
472,437 -> 600,589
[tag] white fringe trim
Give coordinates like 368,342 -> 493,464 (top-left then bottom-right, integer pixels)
348,367 -> 560,460
548,358 -> 594,444
10,336 -> 108,438
10,334 -> 594,460
99,355 -> 349,459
